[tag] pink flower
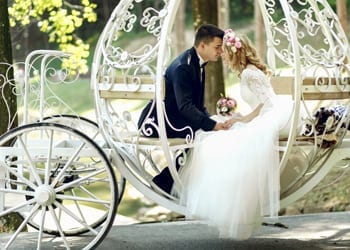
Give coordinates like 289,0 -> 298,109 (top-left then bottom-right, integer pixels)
223,29 -> 242,53
225,28 -> 233,34
216,94 -> 238,116
227,99 -> 236,107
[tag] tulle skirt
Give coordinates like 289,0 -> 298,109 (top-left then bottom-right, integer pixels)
177,108 -> 283,240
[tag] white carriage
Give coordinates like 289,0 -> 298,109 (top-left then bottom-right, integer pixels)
0,0 -> 349,249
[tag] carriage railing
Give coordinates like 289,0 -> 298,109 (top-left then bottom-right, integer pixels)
257,0 -> 350,206
270,73 -> 350,201
258,0 -> 349,72
90,0 -> 350,212
0,50 -> 92,132
0,51 -> 106,216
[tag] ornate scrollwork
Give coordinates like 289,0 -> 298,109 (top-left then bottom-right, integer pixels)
0,62 -> 25,130
100,0 -> 170,69
0,52 -> 84,132
261,0 -> 349,72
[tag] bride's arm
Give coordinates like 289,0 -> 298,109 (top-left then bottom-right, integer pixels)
225,71 -> 273,127
239,103 -> 263,122
225,103 -> 263,127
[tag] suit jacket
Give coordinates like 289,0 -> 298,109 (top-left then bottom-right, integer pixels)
138,47 -> 216,138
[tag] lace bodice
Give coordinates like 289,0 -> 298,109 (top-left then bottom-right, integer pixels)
240,68 -> 276,113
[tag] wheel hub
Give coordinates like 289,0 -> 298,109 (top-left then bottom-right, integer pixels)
34,185 -> 56,206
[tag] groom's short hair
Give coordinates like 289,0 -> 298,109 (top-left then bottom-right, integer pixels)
194,24 -> 224,47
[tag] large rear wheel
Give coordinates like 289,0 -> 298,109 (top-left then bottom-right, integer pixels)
0,123 -> 118,249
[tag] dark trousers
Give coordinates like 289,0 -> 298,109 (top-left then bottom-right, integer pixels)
152,151 -> 187,194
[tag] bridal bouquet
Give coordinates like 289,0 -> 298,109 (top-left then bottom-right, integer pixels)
216,94 -> 237,116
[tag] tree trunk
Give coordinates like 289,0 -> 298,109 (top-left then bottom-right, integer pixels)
0,0 -> 18,137
174,0 -> 186,55
102,0 -> 111,22
218,0 -> 229,76
254,0 -> 265,61
218,0 -> 229,30
192,0 -> 225,115
337,0 -> 348,33
0,1 -> 24,233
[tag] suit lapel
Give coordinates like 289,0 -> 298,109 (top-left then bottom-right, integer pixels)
189,48 -> 201,84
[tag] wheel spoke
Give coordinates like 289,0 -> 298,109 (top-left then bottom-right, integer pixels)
55,168 -> 106,193
69,189 -> 88,225
5,203 -> 40,249
0,161 -> 37,191
48,205 -> 71,249
0,198 -> 35,217
50,139 -> 87,188
56,193 -> 111,205
90,130 -> 100,141
0,187 -> 34,196
17,136 -> 43,186
77,185 -> 110,209
37,206 -> 47,250
53,201 -> 98,235
44,129 -> 54,185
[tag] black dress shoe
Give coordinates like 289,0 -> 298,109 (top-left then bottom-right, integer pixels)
152,172 -> 173,194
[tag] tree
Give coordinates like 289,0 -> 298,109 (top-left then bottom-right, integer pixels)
254,0 -> 265,61
0,0 -> 17,137
336,0 -> 348,32
218,0 -> 229,77
0,0 -> 25,233
192,0 -> 225,114
1,0 -> 99,134
218,0 -> 229,30
8,0 -> 98,73
174,1 -> 186,55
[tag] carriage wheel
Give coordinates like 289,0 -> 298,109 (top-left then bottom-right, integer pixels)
41,114 -> 126,203
0,123 -> 117,249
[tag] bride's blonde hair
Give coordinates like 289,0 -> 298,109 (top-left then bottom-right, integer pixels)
223,32 -> 269,77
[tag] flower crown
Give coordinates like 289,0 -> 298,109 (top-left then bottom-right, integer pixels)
223,29 -> 242,53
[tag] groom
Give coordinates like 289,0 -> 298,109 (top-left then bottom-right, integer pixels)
138,24 -> 229,193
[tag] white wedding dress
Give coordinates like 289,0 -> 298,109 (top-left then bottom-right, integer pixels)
178,68 -> 297,240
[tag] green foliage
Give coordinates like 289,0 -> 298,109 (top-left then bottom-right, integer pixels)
41,78 -> 94,113
8,0 -> 97,74
229,0 -> 255,19
0,212 -> 26,233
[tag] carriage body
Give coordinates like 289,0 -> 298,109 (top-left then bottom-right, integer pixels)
0,0 -> 349,249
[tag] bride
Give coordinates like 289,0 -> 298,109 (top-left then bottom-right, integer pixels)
177,29 -> 299,240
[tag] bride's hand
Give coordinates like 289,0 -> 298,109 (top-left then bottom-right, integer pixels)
224,117 -> 240,128
230,112 -> 243,118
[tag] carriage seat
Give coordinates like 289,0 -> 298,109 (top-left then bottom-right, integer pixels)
270,74 -> 350,148
96,74 -> 194,148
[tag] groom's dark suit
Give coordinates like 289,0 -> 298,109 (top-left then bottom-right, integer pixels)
138,47 -> 216,138
137,47 -> 217,193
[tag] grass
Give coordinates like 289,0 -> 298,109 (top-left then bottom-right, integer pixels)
48,79 -> 95,113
